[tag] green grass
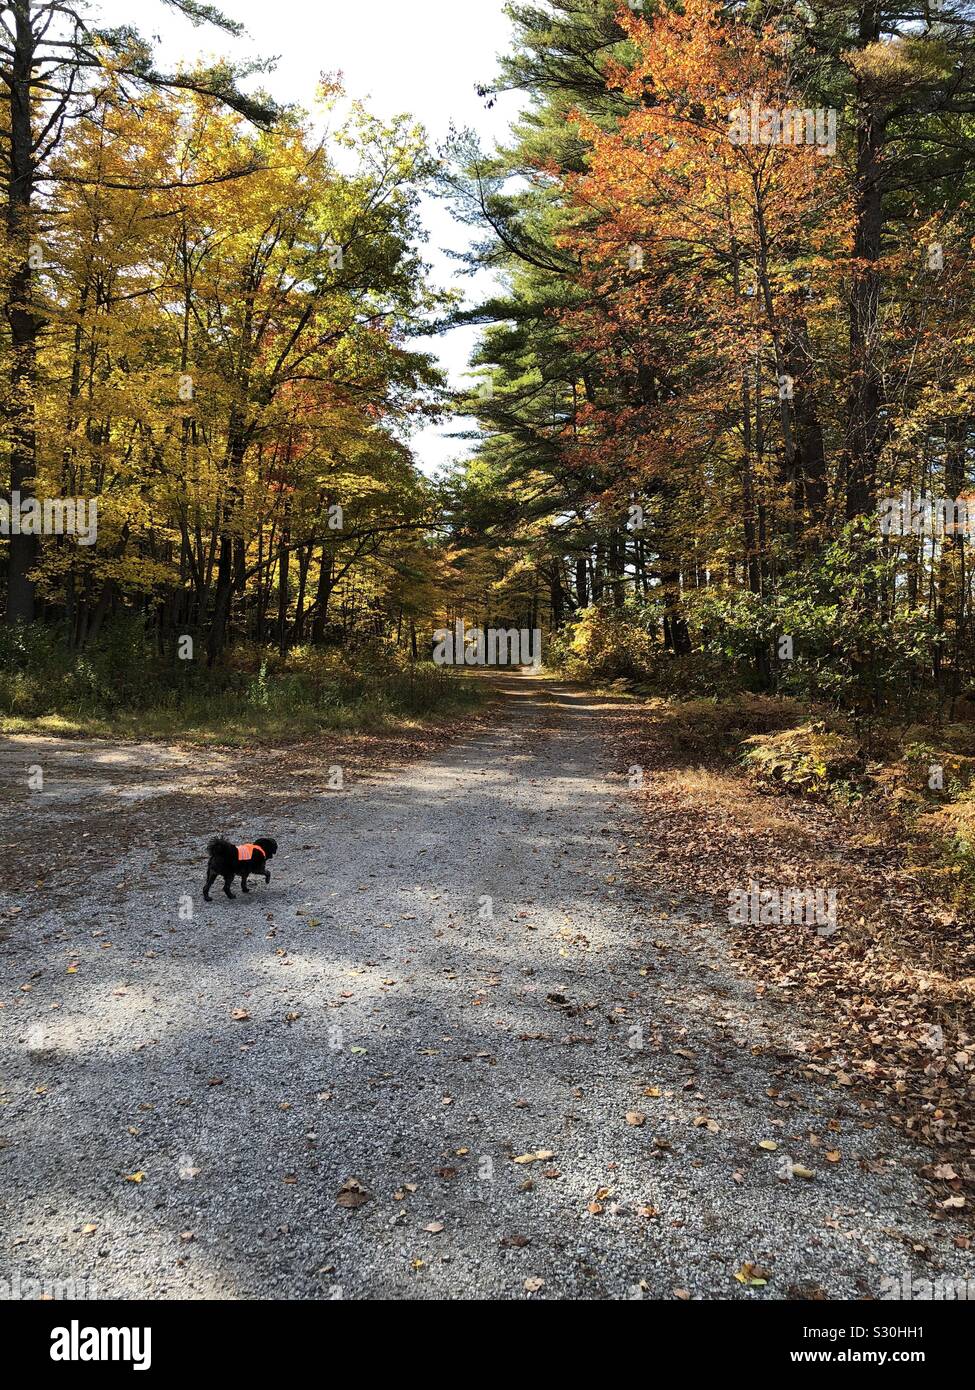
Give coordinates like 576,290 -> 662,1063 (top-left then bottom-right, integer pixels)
0,689 -> 482,746
0,622 -> 484,747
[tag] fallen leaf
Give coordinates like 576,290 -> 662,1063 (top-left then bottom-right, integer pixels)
336,1177 -> 370,1209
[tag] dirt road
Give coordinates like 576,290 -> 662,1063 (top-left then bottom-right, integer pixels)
1,676 -> 970,1299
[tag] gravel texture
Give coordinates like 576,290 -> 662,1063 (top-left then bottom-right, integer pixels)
1,676 -> 972,1300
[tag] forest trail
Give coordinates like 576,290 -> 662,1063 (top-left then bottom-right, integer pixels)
1,675 -> 971,1299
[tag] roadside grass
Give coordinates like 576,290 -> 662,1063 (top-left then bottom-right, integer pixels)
0,685 -> 483,746
589,679 -> 975,915
0,623 -> 485,747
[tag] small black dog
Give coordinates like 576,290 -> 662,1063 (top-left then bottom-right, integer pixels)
204,836 -> 277,901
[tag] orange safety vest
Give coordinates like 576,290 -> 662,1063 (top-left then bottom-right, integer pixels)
237,844 -> 265,862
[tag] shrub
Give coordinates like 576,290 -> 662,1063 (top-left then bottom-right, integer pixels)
688,522 -> 941,719
741,721 -> 865,797
0,619 -> 481,740
551,604 -> 657,680
651,694 -> 807,757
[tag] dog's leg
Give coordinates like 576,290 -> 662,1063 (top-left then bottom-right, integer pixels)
222,875 -> 235,899
203,868 -> 217,902
241,871 -> 250,893
264,868 -> 271,884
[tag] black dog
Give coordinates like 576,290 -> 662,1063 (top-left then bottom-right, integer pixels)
204,837 -> 277,901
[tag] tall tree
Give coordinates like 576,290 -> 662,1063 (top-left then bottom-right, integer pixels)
1,0 -> 279,623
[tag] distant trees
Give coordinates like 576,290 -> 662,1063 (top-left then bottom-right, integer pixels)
6,0 -> 975,705
448,0 -> 975,707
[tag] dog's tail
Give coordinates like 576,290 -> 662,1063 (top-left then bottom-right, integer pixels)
207,836 -> 235,858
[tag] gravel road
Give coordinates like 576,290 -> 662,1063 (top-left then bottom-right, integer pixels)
1,676 -> 971,1300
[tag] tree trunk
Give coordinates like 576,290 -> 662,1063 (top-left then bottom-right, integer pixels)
845,5 -> 885,521
4,2 -> 40,623
311,542 -> 334,643
575,556 -> 588,609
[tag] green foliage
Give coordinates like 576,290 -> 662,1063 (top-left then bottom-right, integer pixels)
549,604 -> 656,679
550,601 -> 746,696
690,524 -> 942,717
0,620 -> 481,743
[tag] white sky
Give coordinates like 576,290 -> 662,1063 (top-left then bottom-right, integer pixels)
95,0 -> 522,475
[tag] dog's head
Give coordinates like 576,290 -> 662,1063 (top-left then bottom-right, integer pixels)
255,837 -> 278,860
